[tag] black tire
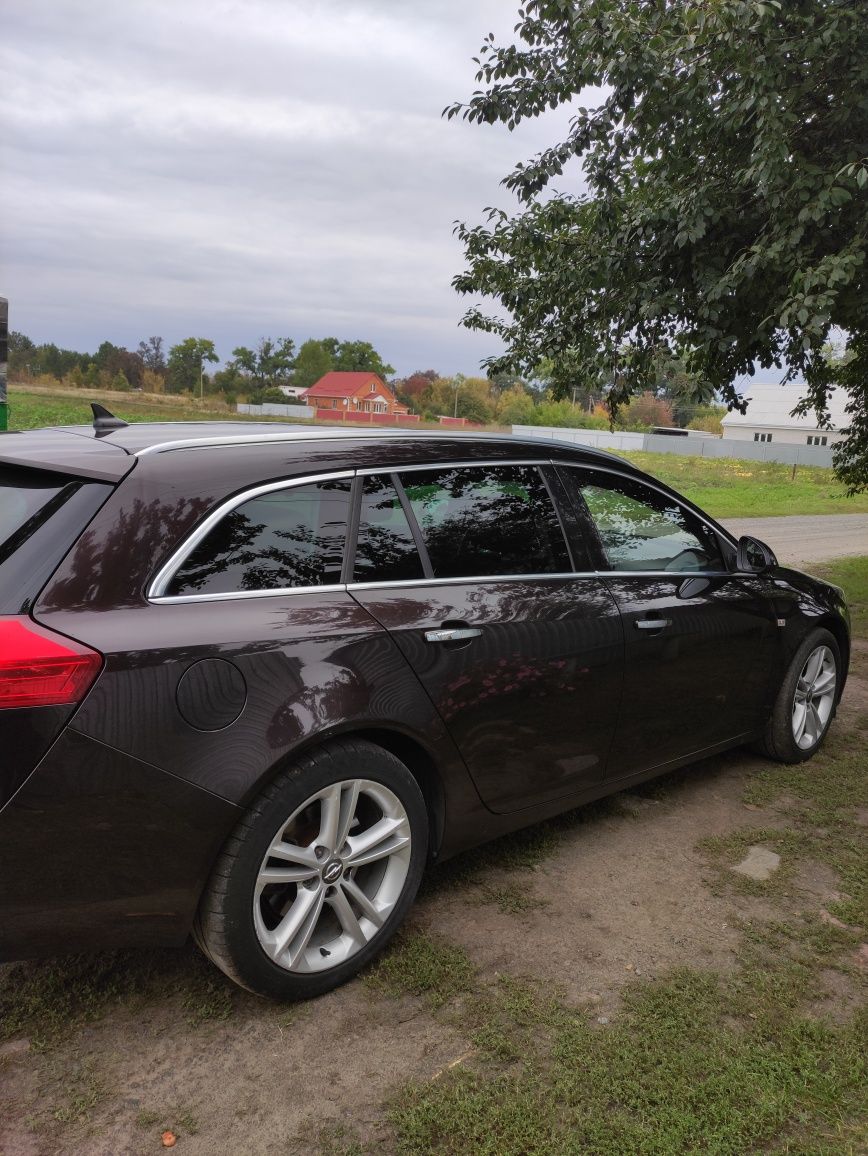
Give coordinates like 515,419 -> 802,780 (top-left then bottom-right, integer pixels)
755,627 -> 841,764
193,739 -> 428,1000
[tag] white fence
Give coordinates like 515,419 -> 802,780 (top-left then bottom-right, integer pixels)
237,402 -> 315,419
512,425 -> 836,468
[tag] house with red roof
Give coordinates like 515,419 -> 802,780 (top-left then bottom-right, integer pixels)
303,372 -> 409,417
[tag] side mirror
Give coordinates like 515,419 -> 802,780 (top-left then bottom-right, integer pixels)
736,535 -> 777,573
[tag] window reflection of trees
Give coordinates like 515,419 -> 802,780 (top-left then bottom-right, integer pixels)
168,482 -> 350,595
581,483 -> 720,571
404,466 -> 569,578
353,476 -> 423,582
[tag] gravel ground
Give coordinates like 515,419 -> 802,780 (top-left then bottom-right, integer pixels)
721,513 -> 868,567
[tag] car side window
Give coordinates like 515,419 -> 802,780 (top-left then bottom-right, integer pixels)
165,479 -> 351,596
574,470 -> 724,572
401,464 -> 570,578
353,475 -> 425,583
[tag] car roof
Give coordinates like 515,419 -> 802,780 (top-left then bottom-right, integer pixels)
2,420 -> 635,473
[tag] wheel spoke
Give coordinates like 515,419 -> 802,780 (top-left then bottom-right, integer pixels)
341,877 -> 385,928
803,649 -> 823,685
318,783 -> 343,852
258,865 -> 317,885
269,841 -> 319,871
328,885 -> 368,948
793,702 -> 808,743
269,886 -> 325,964
336,780 -> 361,850
345,816 -> 410,868
812,669 -> 835,696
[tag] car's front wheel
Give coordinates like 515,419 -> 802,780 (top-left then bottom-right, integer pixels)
756,628 -> 841,764
194,739 -> 428,999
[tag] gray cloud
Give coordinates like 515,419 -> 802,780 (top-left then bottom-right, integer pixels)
1,0 -> 583,374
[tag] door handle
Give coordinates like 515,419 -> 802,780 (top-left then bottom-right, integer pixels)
635,617 -> 671,631
424,627 -> 482,644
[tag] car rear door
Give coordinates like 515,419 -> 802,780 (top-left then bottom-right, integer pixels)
557,464 -> 781,779
347,462 -> 624,814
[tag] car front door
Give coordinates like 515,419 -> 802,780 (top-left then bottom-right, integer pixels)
558,465 -> 781,780
347,464 -> 624,814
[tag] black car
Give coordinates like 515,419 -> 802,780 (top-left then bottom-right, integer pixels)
0,414 -> 850,998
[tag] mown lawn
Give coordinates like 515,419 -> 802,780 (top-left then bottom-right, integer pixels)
3,388 -> 302,429
621,451 -> 868,518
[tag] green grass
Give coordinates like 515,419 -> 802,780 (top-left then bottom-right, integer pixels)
813,556 -> 868,636
3,388 -> 301,430
620,451 -> 868,518
388,972 -> 867,1155
365,931 -> 477,1009
0,945 -> 235,1049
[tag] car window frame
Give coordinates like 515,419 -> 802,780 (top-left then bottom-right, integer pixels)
149,456 -> 736,604
378,461 -> 578,583
148,469 -> 355,603
555,463 -> 737,577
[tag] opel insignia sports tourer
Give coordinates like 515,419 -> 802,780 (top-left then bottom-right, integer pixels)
0,414 -> 850,998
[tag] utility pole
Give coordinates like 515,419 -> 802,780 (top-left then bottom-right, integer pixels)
453,380 -> 461,418
0,298 -> 7,431
199,352 -> 204,402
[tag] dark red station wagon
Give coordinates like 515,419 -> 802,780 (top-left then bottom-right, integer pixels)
0,414 -> 850,998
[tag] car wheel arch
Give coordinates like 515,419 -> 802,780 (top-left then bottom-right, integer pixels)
814,613 -> 849,696
230,724 -> 447,863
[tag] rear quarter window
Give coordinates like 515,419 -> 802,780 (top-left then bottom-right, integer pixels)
0,466 -> 74,559
163,478 -> 352,597
0,465 -> 112,613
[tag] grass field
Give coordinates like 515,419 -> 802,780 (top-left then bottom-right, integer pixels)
5,386 -> 868,519
620,451 -> 868,518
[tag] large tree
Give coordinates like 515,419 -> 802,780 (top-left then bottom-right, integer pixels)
167,338 -> 218,395
447,0 -> 868,488
294,339 -> 335,390
230,337 -> 295,390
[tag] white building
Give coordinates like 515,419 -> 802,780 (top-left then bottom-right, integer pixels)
721,384 -> 849,447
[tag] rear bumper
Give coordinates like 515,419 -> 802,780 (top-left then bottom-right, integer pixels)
0,730 -> 239,961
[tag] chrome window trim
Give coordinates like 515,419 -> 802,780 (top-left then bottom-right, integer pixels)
147,469 -> 354,600
347,569 -> 735,592
151,583 -> 349,605
150,568 -> 739,605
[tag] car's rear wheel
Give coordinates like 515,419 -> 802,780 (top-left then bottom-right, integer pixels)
194,739 -> 428,999
756,628 -> 841,764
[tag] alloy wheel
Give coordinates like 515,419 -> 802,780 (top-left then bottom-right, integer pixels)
253,779 -> 412,973
791,645 -> 836,750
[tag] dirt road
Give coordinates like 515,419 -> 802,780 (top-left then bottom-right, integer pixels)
722,513 -> 868,567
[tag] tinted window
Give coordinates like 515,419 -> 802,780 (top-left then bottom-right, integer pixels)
402,465 -> 570,579
576,471 -> 724,572
353,475 -> 424,583
0,466 -> 74,561
166,479 -> 351,596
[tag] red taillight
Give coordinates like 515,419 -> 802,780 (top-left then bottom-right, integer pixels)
0,617 -> 102,709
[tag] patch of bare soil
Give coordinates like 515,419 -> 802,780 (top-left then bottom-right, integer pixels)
418,754 -> 783,1014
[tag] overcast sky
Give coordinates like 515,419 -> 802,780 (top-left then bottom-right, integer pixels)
1,0 -> 582,375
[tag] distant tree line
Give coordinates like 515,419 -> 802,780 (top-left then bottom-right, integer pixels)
7,332 -> 395,404
8,330 -> 723,431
